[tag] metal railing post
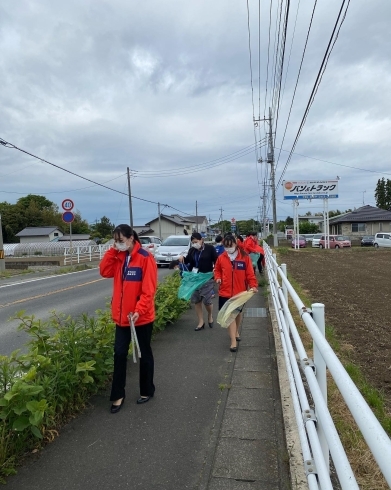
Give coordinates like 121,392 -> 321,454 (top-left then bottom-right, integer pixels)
312,302 -> 329,472
273,252 -> 277,277
281,263 -> 288,304
77,246 -> 80,264
89,246 -> 92,261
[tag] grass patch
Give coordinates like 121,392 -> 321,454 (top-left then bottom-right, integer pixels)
54,264 -> 92,275
275,252 -> 391,488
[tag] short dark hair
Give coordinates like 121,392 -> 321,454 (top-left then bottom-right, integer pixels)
215,234 -> 222,243
191,232 -> 202,241
113,224 -> 140,244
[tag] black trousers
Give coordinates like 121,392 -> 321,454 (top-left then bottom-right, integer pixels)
110,322 -> 155,401
257,254 -> 264,273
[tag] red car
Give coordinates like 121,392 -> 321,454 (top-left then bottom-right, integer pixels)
319,235 -> 351,249
291,235 -> 307,248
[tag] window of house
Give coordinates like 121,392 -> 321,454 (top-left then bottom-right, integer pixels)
351,223 -> 365,232
54,232 -> 59,236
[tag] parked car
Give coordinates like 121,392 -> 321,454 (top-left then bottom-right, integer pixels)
361,235 -> 375,247
154,235 -> 191,267
302,234 -> 315,243
311,234 -> 324,248
291,235 -> 307,248
373,232 -> 391,248
139,236 -> 162,256
319,235 -> 351,249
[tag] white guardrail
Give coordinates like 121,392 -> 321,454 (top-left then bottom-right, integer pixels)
64,244 -> 110,265
264,243 -> 391,489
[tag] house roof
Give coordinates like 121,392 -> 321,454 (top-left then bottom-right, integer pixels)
329,205 -> 391,224
185,215 -> 207,224
16,226 -> 62,237
145,214 -> 207,226
58,234 -> 91,241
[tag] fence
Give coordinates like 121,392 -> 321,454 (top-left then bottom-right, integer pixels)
63,244 -> 110,265
264,243 -> 391,489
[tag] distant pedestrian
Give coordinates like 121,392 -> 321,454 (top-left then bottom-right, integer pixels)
100,224 -> 158,413
178,232 -> 218,330
214,234 -> 258,351
214,234 -> 224,256
243,232 -> 265,273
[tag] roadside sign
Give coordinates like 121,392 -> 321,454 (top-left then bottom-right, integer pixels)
231,224 -> 236,232
62,211 -> 75,223
62,199 -> 74,211
283,180 -> 338,200
231,218 -> 236,223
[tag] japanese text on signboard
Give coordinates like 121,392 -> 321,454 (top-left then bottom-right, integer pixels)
283,180 -> 338,200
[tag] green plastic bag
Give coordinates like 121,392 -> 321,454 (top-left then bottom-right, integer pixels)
178,271 -> 214,300
217,290 -> 255,328
249,252 -> 260,267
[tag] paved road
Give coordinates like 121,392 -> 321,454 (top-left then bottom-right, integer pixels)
0,266 -> 172,356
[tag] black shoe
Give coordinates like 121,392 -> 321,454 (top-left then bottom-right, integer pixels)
236,336 -> 241,341
230,346 -> 237,352
110,396 -> 125,414
137,395 -> 152,404
195,323 -> 205,331
208,320 -> 213,328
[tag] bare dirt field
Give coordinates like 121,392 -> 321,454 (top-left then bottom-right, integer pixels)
279,248 -> 391,413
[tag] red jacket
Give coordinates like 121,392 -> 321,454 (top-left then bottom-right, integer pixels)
214,250 -> 258,298
99,241 -> 157,327
243,236 -> 263,254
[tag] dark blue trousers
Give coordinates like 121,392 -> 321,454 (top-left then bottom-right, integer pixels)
110,322 -> 155,401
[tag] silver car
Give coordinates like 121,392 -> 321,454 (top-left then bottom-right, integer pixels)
139,236 -> 162,256
154,235 -> 191,267
311,233 -> 324,248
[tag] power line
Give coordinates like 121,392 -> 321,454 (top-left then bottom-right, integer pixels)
274,0 -> 318,174
0,137 -> 193,213
277,0 -> 351,188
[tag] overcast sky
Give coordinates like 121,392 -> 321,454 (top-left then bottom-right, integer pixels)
1,0 -> 390,230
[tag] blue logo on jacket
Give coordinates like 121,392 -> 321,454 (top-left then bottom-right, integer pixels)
124,267 -> 143,281
234,261 -> 246,270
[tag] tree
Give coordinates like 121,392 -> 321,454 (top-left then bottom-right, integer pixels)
374,178 -> 391,210
16,194 -> 56,211
299,222 -> 319,234
91,216 -> 115,239
285,216 -> 293,225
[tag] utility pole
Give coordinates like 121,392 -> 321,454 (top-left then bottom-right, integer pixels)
218,207 -> 224,234
158,202 -> 162,240
127,167 -> 134,228
267,107 -> 278,247
195,200 -> 199,232
0,214 -> 5,272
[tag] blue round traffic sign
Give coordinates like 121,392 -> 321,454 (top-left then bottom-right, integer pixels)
62,211 -> 75,223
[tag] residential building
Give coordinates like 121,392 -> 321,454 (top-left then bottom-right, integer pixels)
145,214 -> 208,241
328,205 -> 391,236
16,226 -> 63,244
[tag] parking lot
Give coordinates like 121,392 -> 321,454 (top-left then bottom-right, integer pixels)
279,248 -> 391,413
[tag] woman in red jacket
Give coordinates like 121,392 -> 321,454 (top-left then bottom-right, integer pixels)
214,234 -> 258,352
100,224 -> 158,413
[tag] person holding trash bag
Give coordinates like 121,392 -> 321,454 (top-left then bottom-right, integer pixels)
100,224 -> 157,413
214,234 -> 258,352
244,232 -> 265,274
178,232 -> 218,331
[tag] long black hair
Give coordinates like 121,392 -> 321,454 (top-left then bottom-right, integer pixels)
113,224 -> 141,244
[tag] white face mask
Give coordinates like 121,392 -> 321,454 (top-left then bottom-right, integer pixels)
225,247 -> 236,254
192,242 -> 202,249
115,242 -> 128,252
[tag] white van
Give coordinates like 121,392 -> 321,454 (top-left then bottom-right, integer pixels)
373,232 -> 391,248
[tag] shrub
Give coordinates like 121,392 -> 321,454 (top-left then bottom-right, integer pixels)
0,272 -> 188,482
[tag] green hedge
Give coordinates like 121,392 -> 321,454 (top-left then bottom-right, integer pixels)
0,271 -> 188,482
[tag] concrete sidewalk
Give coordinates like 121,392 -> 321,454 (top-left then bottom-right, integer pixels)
6,290 -> 291,490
